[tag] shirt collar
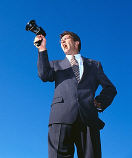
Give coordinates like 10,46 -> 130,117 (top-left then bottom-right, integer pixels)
66,54 -> 82,61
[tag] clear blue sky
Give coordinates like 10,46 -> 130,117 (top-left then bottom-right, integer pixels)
0,0 -> 132,158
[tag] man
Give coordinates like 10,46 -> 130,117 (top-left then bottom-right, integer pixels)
34,31 -> 117,158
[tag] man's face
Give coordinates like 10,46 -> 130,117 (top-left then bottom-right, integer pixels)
60,35 -> 79,55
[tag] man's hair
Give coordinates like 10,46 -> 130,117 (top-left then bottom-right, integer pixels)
60,31 -> 81,52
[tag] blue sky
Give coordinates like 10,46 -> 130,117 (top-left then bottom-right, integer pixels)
0,0 -> 132,158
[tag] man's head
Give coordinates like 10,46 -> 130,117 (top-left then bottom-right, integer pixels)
60,31 -> 81,55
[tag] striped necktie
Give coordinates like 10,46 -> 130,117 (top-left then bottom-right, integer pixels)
70,55 -> 80,83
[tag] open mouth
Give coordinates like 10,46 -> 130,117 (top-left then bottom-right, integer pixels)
63,44 -> 68,49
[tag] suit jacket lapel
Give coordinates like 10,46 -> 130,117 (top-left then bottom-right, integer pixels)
80,57 -> 90,83
60,56 -> 91,84
61,57 -> 71,69
61,57 -> 78,83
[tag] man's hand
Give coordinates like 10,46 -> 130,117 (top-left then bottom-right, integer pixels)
34,35 -> 47,52
94,99 -> 101,108
94,99 -> 103,112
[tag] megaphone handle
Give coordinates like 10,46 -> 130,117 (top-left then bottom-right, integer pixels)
34,39 -> 43,47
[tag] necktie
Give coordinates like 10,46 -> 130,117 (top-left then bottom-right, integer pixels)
70,55 -> 80,82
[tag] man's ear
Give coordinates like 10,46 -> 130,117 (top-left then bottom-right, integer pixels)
75,41 -> 79,49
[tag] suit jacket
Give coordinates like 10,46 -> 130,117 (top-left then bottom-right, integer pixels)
37,50 -> 117,130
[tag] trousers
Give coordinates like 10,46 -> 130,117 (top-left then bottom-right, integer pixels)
48,115 -> 101,158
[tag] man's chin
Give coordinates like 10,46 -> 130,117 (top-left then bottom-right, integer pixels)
64,49 -> 70,55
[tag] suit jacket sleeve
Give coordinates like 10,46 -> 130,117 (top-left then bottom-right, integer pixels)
37,50 -> 55,82
95,62 -> 117,111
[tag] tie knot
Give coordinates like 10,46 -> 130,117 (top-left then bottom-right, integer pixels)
71,55 -> 76,60
70,55 -> 78,66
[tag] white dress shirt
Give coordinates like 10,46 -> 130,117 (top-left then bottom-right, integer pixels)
66,54 -> 84,80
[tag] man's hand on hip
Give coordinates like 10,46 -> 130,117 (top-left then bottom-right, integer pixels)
94,99 -> 101,108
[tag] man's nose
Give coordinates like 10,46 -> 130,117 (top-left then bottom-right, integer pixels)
61,39 -> 65,43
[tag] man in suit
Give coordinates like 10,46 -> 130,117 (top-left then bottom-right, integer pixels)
34,31 -> 117,158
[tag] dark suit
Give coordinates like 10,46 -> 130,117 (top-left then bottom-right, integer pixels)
37,50 -> 117,158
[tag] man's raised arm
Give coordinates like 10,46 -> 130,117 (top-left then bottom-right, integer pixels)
34,35 -> 55,82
